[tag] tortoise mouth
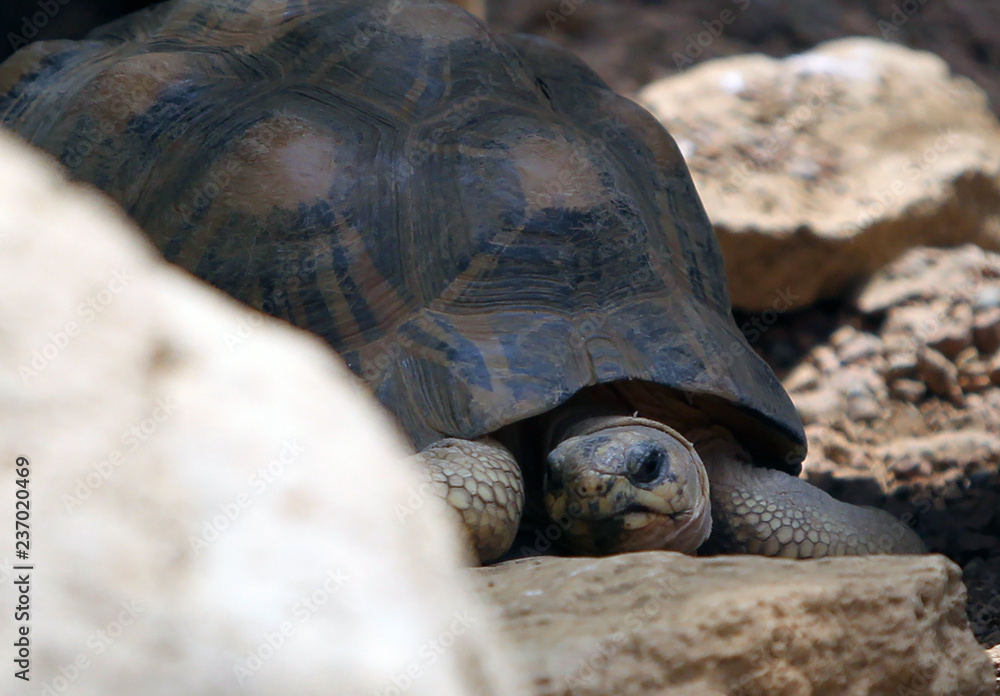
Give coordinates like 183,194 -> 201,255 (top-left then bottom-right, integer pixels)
553,498 -> 709,554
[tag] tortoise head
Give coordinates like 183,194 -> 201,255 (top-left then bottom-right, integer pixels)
543,416 -> 711,555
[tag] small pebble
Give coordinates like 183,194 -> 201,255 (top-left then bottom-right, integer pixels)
973,307 -> 1000,355
954,347 -> 991,392
973,286 -> 1000,312
838,332 -> 883,364
883,351 -> 917,381
811,345 -> 840,374
783,362 -> 820,392
916,347 -> 965,405
846,394 -> 882,421
829,325 -> 858,348
926,321 -> 971,360
889,378 -> 927,403
792,388 -> 842,424
888,455 -> 931,479
888,303 -> 948,344
960,373 -> 993,393
990,353 -> 1000,386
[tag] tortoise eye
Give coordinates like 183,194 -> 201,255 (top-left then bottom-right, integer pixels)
629,447 -> 666,485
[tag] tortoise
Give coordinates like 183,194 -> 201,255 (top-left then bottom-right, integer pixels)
0,0 -> 923,563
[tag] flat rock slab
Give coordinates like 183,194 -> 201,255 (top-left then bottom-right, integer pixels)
474,552 -> 994,696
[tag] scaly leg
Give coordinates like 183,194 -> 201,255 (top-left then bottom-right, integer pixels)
700,435 -> 925,557
415,437 -> 524,563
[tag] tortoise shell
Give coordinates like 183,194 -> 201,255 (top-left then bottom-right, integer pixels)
0,0 -> 805,468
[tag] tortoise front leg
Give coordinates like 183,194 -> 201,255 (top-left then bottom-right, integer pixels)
703,456 -> 925,557
415,437 -> 524,563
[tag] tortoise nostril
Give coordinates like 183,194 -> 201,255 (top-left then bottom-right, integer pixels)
630,447 -> 665,485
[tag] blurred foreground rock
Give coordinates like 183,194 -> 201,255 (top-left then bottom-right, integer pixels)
639,38 -> 1000,311
0,129 -> 521,696
475,553 -> 994,696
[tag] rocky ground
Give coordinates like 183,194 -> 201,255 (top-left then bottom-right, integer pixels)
734,244 -> 1000,655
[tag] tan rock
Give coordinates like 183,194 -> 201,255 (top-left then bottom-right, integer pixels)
810,344 -> 841,375
955,347 -> 992,392
927,318 -> 973,361
781,361 -> 820,393
0,130 -> 521,696
791,386 -> 843,424
836,330 -> 883,365
917,346 -> 965,404
474,553 -> 995,696
884,352 -> 919,382
638,39 -> 1000,311
889,378 -> 928,403
857,245 -> 1000,315
800,421 -> 884,489
846,392 -> 882,421
987,644 -> 1000,690
990,353 -> 1000,386
882,301 -> 952,351
973,307 -> 1000,355
876,430 -> 1000,474
802,424 -> 861,473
